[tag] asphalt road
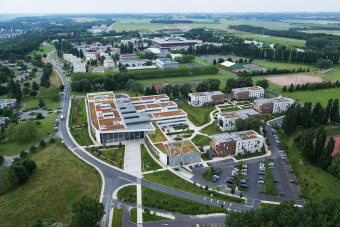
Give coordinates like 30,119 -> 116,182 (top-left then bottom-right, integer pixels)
48,50 -> 299,226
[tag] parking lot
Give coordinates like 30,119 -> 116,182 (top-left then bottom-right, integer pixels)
20,109 -> 52,119
207,159 -> 234,166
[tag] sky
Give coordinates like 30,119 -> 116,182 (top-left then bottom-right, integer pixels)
0,0 -> 339,14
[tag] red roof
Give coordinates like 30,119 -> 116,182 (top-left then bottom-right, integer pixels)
149,84 -> 163,92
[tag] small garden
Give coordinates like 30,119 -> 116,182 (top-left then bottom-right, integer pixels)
200,120 -> 224,136
178,103 -> 215,127
192,134 -> 210,147
87,144 -> 125,169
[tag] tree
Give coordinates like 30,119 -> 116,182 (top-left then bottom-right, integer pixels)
23,87 -> 30,95
218,58 -> 224,63
23,82 -> 30,88
20,150 -> 28,159
319,136 -> 335,170
0,166 -> 19,196
39,140 -> 46,147
59,84 -> 65,91
85,83 -> 92,93
39,99 -> 45,108
282,86 -> 286,92
51,93 -> 60,102
231,187 -> 235,195
5,121 -> 37,143
22,159 -> 37,175
255,79 -> 269,89
282,104 -> 296,135
10,164 -> 29,185
288,83 -> 294,92
70,195 -> 105,227
150,85 -> 157,95
30,90 -> 38,97
330,98 -> 339,123
300,129 -> 315,163
159,84 -> 173,97
32,81 -> 39,91
130,82 -> 144,95
172,84 -> 180,98
301,102 -> 312,128
103,78 -> 116,91
295,84 -> 301,91
314,126 -> 327,164
213,59 -> 216,65
235,118 -> 244,131
36,113 -> 44,119
180,83 -> 192,98
239,192 -> 243,198
3,106 -> 13,117
325,98 -> 333,123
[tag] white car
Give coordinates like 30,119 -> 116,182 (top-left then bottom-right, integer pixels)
213,175 -> 220,179
268,163 -> 274,166
258,180 -> 265,184
259,167 -> 265,171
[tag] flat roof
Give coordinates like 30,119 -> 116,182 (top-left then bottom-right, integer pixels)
221,61 -> 235,67
255,96 -> 294,104
148,110 -> 186,119
219,109 -> 260,119
0,99 -> 16,104
156,141 -> 199,156
190,91 -> 224,97
232,86 -> 264,93
126,65 -> 157,70
130,94 -> 168,102
156,58 -> 178,64
211,130 -> 262,143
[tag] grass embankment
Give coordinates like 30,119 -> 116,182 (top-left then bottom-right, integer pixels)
23,95 -> 60,111
50,68 -> 62,88
0,112 -> 57,156
178,103 -> 215,127
143,170 -> 245,205
112,208 -> 123,227
192,134 -> 210,147
0,139 -> 101,226
71,99 -> 87,126
259,203 -> 278,208
141,144 -> 163,172
282,125 -> 340,201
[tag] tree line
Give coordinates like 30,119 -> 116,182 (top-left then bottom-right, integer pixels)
150,19 -> 194,24
282,80 -> 340,92
224,77 -> 254,93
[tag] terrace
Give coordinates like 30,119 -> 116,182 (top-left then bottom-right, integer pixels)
147,123 -> 167,143
163,141 -> 199,157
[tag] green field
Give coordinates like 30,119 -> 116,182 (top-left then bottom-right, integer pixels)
255,61 -> 318,71
284,124 -> 340,201
71,99 -> 87,126
236,33 -> 306,47
23,95 -> 60,111
29,45 -> 55,56
112,208 -> 123,227
0,112 -> 57,156
0,139 -> 101,227
178,103 -> 215,127
200,120 -> 224,136
272,87 -> 340,107
141,144 -> 163,172
192,134 -> 210,147
301,30 -> 340,36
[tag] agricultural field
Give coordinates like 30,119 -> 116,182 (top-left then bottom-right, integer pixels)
0,139 -> 101,227
235,33 -> 306,47
0,112 -> 57,156
300,30 -> 340,36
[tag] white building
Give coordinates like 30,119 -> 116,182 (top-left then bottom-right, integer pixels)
118,60 -> 149,66
0,99 -> 17,109
188,91 -> 225,107
217,109 -> 260,131
253,96 -> 294,114
156,59 -> 179,69
231,86 -> 265,100
73,63 -> 86,73
104,59 -> 115,68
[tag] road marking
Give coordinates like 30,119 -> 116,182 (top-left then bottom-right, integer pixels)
211,199 -> 213,202
217,200 -> 219,203
230,203 -> 232,207
223,202 -> 225,205
204,197 -> 206,200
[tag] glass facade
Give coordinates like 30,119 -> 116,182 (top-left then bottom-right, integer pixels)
100,131 -> 145,143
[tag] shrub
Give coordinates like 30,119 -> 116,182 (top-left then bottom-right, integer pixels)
39,140 -> 46,147
29,146 -> 37,154
10,164 -> 29,185
36,113 -> 44,119
19,151 -> 28,159
49,137 -> 56,143
22,159 -> 37,174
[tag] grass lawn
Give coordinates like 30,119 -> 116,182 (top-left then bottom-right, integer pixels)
0,112 -> 57,156
255,61 -> 318,71
192,134 -> 210,147
143,170 -> 245,204
272,87 -> 340,107
194,57 -> 214,66
71,99 -> 87,126
112,208 -> 123,227
283,124 -> 340,201
117,185 -> 137,202
200,120 -> 224,136
129,208 -> 171,223
29,45 -> 55,56
259,203 -> 278,208
147,123 -> 167,143
23,95 -> 60,111
50,68 -> 62,88
0,139 -> 101,227
141,144 -> 163,172
178,103 -> 215,127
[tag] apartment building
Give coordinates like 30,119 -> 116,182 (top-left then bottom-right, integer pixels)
104,59 -> 115,68
231,86 -> 265,100
253,96 -> 294,114
217,109 -> 260,131
188,91 -> 225,107
0,99 -> 17,109
87,92 -> 188,144
210,130 -> 264,157
120,54 -> 139,61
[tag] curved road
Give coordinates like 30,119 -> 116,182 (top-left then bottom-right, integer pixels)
48,51 -> 296,227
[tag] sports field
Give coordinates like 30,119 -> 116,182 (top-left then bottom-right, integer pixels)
266,74 -> 326,86
255,61 -> 318,71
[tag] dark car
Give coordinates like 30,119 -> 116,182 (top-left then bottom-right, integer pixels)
226,179 -> 234,185
258,172 -> 265,175
239,184 -> 247,189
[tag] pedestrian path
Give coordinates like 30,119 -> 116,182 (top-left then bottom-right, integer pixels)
124,141 -> 142,177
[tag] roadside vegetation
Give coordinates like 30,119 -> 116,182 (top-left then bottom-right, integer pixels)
112,208 -> 123,227
87,144 -> 125,169
141,144 -> 163,172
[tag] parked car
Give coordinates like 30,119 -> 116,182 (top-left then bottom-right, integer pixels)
231,171 -> 237,177
241,179 -> 247,183
226,179 -> 234,185
239,183 -> 247,189
214,171 -> 220,175
268,163 -> 274,166
258,176 -> 265,180
212,175 -> 220,179
214,169 -> 221,173
269,166 -> 275,169
259,167 -> 265,171
242,164 -> 248,169
289,180 -> 297,183
211,178 -> 217,182
258,180 -> 265,184
258,172 -> 265,175
242,172 -> 248,176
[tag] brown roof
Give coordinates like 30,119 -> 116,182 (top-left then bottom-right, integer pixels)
151,110 -> 185,118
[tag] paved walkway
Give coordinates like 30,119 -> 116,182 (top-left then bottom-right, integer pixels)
124,141 -> 142,177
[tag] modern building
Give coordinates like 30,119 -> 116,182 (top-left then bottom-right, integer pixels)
253,96 -> 294,114
152,36 -> 199,49
87,92 -> 188,144
217,109 -> 260,131
188,91 -> 225,107
73,63 -> 86,73
118,59 -> 150,66
120,54 -> 139,61
0,99 -> 17,109
104,59 -> 115,68
156,58 -> 179,69
210,130 -> 264,157
231,86 -> 265,100
92,67 -> 107,73
126,65 -> 157,71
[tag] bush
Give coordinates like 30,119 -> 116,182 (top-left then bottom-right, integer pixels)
29,146 -> 37,154
10,164 -> 29,185
20,151 -> 28,159
39,140 -> 46,147
22,159 -> 37,174
49,137 -> 56,143
35,121 -> 42,125
36,113 -> 44,119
